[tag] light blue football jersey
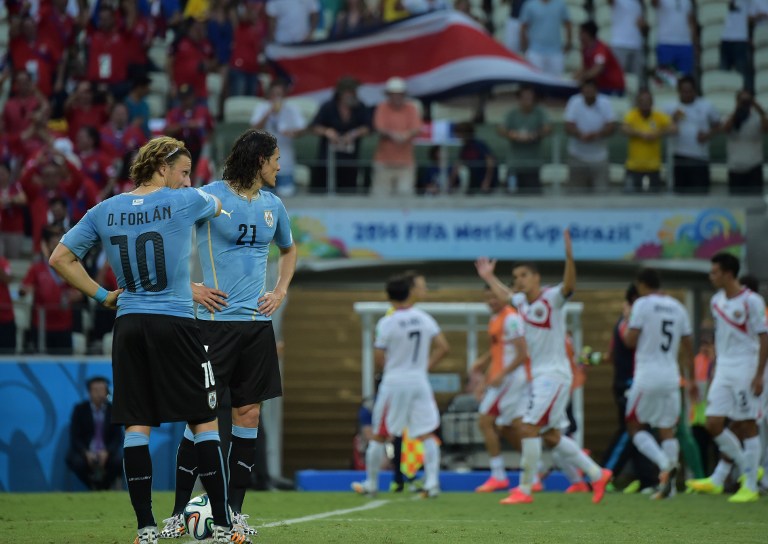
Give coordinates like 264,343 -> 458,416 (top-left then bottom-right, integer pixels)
196,181 -> 293,321
61,188 -> 218,318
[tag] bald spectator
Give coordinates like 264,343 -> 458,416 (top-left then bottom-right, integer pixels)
520,0 -> 571,76
372,77 -> 422,196
267,0 -> 320,44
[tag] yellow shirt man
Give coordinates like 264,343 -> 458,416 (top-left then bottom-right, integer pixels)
382,0 -> 411,22
623,108 -> 672,173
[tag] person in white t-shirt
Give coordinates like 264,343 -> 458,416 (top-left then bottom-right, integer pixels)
608,0 -> 648,83
686,253 -> 767,503
266,0 -> 320,44
664,76 -> 721,194
622,268 -> 696,500
720,0 -> 759,92
564,79 -> 616,192
651,0 -> 697,76
476,230 -> 611,505
722,89 -> 768,195
352,275 -> 450,499
250,80 -> 307,197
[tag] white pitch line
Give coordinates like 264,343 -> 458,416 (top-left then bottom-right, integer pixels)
257,499 -> 390,528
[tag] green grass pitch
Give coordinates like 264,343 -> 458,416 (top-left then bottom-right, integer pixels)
2,490 -> 766,543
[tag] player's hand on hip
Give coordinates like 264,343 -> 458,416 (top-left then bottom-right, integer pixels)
751,373 -> 764,397
258,288 -> 286,317
192,282 -> 228,313
103,289 -> 123,310
475,257 -> 497,280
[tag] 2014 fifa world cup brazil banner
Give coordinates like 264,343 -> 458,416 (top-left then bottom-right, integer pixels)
288,208 -> 745,261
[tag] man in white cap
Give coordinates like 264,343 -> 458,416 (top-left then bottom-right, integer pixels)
372,77 -> 422,196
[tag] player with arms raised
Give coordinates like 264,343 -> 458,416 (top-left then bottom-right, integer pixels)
686,253 -> 767,502
353,275 -> 450,498
160,129 -> 296,539
477,230 -> 611,505
622,268 -> 695,500
49,137 -> 253,544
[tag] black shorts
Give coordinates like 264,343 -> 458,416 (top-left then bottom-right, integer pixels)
112,314 -> 218,427
199,320 -> 282,408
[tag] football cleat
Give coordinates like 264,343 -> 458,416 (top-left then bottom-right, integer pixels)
232,512 -> 258,536
728,486 -> 760,503
591,468 -> 613,504
419,487 -> 440,499
159,514 -> 185,539
565,481 -> 590,493
531,480 -> 545,493
651,466 -> 677,500
500,487 -> 533,505
685,477 -> 723,495
351,481 -> 376,497
475,476 -> 510,492
211,525 -> 252,544
134,525 -> 159,544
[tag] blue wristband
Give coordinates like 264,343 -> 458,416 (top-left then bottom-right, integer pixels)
93,286 -> 108,304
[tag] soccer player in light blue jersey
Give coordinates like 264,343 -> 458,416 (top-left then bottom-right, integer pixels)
50,137 -> 254,544
161,129 -> 297,539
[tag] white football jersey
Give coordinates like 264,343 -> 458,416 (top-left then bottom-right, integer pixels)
502,312 -> 526,369
711,288 -> 768,375
374,307 -> 441,384
628,293 -> 692,385
511,283 -> 572,381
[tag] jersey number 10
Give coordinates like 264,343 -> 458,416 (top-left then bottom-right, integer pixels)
110,232 -> 168,292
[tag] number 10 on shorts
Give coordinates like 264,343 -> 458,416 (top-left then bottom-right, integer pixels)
201,361 -> 216,388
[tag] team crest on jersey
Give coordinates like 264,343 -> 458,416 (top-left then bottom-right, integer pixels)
534,308 -> 545,319
264,210 -> 274,228
733,311 -> 743,319
208,391 -> 217,410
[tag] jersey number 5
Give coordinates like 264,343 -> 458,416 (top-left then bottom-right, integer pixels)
110,232 -> 167,292
660,320 -> 673,352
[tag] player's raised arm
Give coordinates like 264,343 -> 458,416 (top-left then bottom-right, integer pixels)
50,243 -> 122,309
475,258 -> 513,302
562,228 -> 576,297
428,332 -> 450,371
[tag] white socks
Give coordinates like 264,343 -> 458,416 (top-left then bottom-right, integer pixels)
365,441 -> 385,492
743,436 -> 761,492
661,439 -> 680,469
552,447 -> 583,484
710,459 -> 732,487
520,437 -> 542,495
714,429 -> 745,472
554,435 -> 602,482
422,437 -> 441,491
633,430 -> 672,472
489,455 -> 506,481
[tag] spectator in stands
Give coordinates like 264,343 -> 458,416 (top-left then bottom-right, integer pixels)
499,85 -> 551,194
664,76 -> 721,194
18,105 -> 54,163
453,0 -> 483,24
250,79 -> 306,197
723,89 -> 768,195
36,0 -> 79,54
450,122 -> 497,194
402,0 -> 449,14
577,21 -> 625,96
124,75 -> 152,139
170,17 -> 215,101
164,84 -> 215,165
608,0 -> 647,84
372,77 -> 422,196
564,79 -> 616,192
622,89 -> 676,192
502,0 -> 529,54
47,196 -> 71,233
651,0 -> 696,76
118,0 -> 155,80
380,0 -> 411,22
99,103 -> 148,162
86,6 -> 130,99
20,224 -> 81,354
520,0 -> 571,76
0,255 -> 15,354
66,376 -> 124,490
230,1 -> 269,98
207,0 -> 236,120
0,162 -> 27,259
92,255 -> 119,345
332,0 -> 378,37
136,0 -> 183,34
267,0 -> 320,44
417,145 -> 446,195
720,1 -> 756,92
3,70 -> 48,144
64,81 -> 111,143
311,76 -> 371,193
9,15 -> 61,98
75,126 -> 118,199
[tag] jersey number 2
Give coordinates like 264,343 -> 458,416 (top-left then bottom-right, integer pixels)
660,320 -> 673,352
110,232 -> 167,292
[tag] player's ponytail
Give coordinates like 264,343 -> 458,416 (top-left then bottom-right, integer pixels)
129,136 -> 191,187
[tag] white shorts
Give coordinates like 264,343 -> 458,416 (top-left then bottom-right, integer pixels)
626,382 -> 680,429
522,376 -> 571,432
372,380 -> 439,438
478,372 -> 529,426
526,51 -> 565,76
706,372 -> 760,421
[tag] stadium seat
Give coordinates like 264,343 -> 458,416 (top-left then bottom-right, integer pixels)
285,97 -> 321,124
565,49 -> 581,73
149,72 -> 170,95
701,48 -> 720,72
148,44 -> 167,70
570,4 -> 588,25
608,95 -> 630,118
432,101 -> 476,123
214,122 -> 251,163
756,72 -> 768,94
294,164 -> 310,188
207,73 -> 223,97
710,163 -> 728,184
759,93 -> 768,107
698,3 -> 728,27
595,4 -> 612,29
541,163 -> 567,185
754,23 -> 768,49
755,48 -> 768,71
624,74 -> 639,96
706,92 -> 736,116
701,71 -> 743,95
609,164 -> 625,185
700,24 -> 723,51
223,96 -> 267,123
146,93 -> 166,118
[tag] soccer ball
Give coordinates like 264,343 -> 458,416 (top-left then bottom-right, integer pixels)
183,494 -> 215,540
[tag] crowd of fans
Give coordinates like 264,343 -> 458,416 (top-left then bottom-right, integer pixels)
1,0 -> 768,355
